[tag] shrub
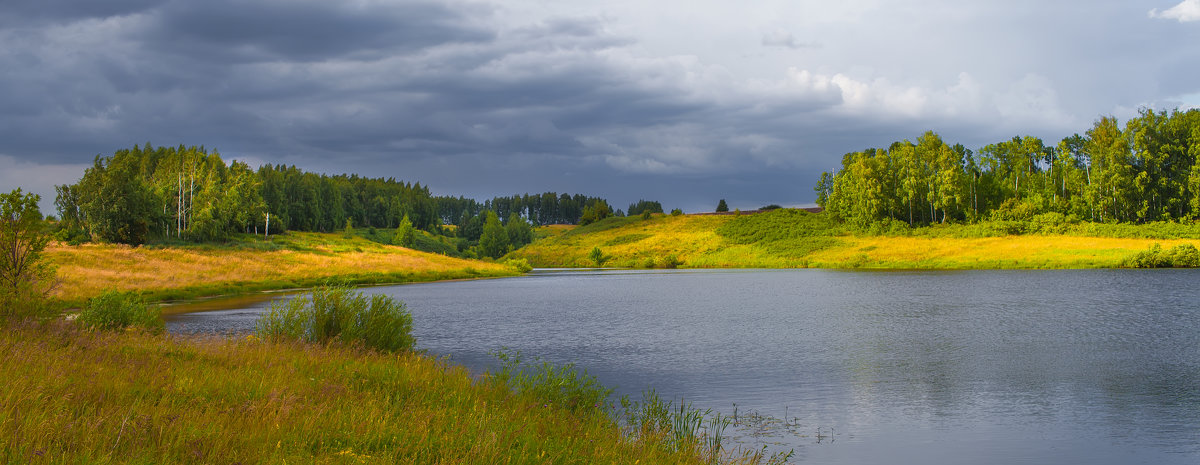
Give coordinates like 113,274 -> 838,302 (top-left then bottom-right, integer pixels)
77,291 -> 163,332
659,254 -> 683,269
1121,243 -> 1200,268
670,209 -> 683,216
589,246 -> 610,267
504,258 -> 533,273
256,285 -> 415,352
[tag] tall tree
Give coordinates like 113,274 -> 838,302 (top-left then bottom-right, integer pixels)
478,211 -> 510,259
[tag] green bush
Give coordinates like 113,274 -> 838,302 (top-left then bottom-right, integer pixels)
77,291 -> 163,332
256,285 -> 415,352
504,258 -> 533,273
1122,243 -> 1200,268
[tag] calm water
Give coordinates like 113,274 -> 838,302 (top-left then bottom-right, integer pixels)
165,269 -> 1200,464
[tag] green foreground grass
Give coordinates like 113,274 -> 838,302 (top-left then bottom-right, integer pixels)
1,320 -> 730,465
506,210 -> 1200,269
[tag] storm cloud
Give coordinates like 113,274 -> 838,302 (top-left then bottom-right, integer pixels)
2,0 -> 1198,212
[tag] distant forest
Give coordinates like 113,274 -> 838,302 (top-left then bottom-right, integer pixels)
53,143 -> 620,245
815,108 -> 1200,228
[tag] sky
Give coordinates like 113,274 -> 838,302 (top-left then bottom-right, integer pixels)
1,0 -> 1199,214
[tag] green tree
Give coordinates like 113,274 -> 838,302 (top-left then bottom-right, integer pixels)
77,154 -> 159,245
505,213 -> 533,248
394,214 -> 416,248
478,211 -> 510,259
1,189 -> 56,318
716,199 -> 729,212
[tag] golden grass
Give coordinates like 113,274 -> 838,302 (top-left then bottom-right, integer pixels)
509,214 -> 1200,269
0,321 -> 713,464
46,232 -> 515,304
804,235 -> 1200,269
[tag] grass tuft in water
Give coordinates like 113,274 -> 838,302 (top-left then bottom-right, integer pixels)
256,284 -> 414,353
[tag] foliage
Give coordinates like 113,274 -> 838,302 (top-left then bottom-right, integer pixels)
579,200 -> 614,226
671,208 -> 684,216
818,108 -> 1200,228
393,214 -> 416,247
0,189 -> 56,319
256,284 -> 415,353
642,210 -> 653,220
439,192 -> 613,227
503,258 -> 533,273
588,246 -> 610,267
478,211 -> 510,259
628,199 -> 664,216
1121,243 -> 1200,268
716,199 -> 729,212
504,213 -> 534,248
76,290 -> 163,332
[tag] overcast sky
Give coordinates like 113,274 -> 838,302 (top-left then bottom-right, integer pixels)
2,0 -> 1198,214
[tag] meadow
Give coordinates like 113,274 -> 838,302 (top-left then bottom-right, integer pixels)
505,209 -> 1200,269
0,319 -> 747,464
44,231 -> 517,306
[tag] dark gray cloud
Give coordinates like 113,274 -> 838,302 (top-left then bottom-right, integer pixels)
2,0 -> 1198,214
0,0 -> 159,26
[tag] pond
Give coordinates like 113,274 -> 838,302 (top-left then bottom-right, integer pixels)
165,268 -> 1200,464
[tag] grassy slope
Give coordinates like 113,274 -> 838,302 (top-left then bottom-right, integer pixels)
507,210 -> 1200,269
46,231 -> 516,305
0,321 -> 712,464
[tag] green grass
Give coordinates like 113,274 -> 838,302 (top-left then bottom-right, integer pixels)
0,319 -> 780,464
506,209 -> 1200,269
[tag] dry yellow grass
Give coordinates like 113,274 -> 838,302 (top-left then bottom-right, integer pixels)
45,232 -> 515,304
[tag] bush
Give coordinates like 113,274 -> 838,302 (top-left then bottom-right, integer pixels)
588,246 -> 610,267
504,258 -> 533,273
1121,243 -> 1200,268
659,254 -> 683,269
256,285 -> 415,352
77,291 -> 163,332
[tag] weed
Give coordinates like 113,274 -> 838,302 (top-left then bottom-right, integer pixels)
76,290 -> 163,332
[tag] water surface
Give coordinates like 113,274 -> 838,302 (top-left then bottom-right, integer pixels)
166,269 -> 1200,464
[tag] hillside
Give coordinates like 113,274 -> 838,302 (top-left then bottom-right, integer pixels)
46,231 -> 518,305
505,209 -> 1200,269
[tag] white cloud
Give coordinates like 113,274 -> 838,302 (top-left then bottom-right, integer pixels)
1149,0 -> 1200,22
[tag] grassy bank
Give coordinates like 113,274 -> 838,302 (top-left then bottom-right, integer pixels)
0,320 -> 721,464
506,210 -> 1200,269
46,231 -> 518,306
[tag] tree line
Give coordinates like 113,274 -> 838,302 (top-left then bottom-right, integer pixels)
54,143 -> 619,245
815,108 -> 1200,228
